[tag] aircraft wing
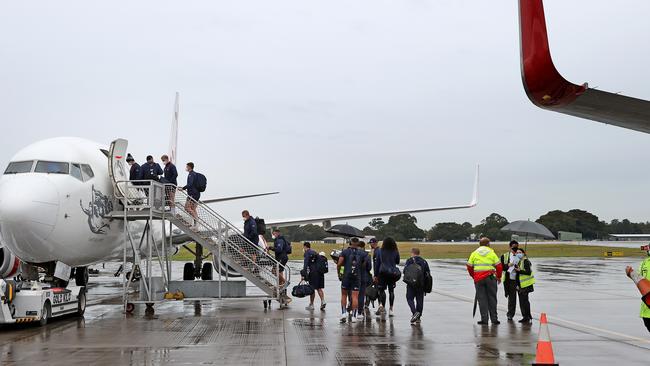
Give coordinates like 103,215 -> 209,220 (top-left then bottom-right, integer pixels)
519,0 -> 650,133
266,166 -> 479,228
202,191 -> 279,204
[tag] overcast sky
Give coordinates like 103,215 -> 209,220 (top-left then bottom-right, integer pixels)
1,0 -> 649,229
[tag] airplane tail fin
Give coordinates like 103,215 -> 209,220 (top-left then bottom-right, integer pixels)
168,92 -> 180,164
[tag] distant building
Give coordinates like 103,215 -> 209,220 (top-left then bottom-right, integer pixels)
609,234 -> 650,241
558,231 -> 582,241
322,237 -> 346,244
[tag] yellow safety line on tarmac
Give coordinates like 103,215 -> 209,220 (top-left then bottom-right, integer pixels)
432,288 -> 650,347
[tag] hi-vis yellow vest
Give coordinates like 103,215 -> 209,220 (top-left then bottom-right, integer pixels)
640,257 -> 650,318
518,258 -> 535,289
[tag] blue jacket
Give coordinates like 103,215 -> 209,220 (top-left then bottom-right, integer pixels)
184,171 -> 200,199
129,163 -> 141,181
405,256 -> 430,277
270,236 -> 289,261
374,248 -> 400,276
162,162 -> 178,186
243,217 -> 259,244
140,162 -> 163,181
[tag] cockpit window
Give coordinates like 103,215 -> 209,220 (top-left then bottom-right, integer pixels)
4,161 -> 34,174
81,164 -> 94,181
34,161 -> 69,174
70,163 -> 83,181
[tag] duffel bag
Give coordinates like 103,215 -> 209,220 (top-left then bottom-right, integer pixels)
291,281 -> 314,298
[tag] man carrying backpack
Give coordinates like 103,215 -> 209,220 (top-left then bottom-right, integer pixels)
180,162 -> 201,229
337,237 -> 369,323
302,242 -> 326,311
403,248 -> 431,324
270,229 -> 290,287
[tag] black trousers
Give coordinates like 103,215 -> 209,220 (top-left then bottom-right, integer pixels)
475,277 -> 498,323
644,317 -> 650,333
518,289 -> 532,319
504,280 -> 518,319
406,286 -> 424,315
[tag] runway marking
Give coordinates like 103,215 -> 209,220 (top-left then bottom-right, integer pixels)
432,288 -> 650,348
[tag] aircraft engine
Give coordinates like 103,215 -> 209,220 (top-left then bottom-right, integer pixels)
0,246 -> 21,279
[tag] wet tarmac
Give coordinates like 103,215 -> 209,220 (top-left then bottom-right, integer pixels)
0,258 -> 648,365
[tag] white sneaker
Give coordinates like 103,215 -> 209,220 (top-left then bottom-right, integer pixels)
356,314 -> 365,322
389,309 -> 394,317
340,314 -> 347,323
351,314 -> 357,323
305,304 -> 314,311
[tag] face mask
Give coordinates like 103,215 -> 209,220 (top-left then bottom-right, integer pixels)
516,253 -> 524,259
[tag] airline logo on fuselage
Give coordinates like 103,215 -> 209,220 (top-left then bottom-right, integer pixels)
80,185 -> 113,235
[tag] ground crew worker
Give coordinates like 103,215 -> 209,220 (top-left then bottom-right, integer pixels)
625,245 -> 650,333
500,240 -> 520,321
514,248 -> 534,323
467,237 -> 503,325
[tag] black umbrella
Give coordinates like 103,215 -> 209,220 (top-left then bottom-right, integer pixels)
325,224 -> 365,238
501,220 -> 555,249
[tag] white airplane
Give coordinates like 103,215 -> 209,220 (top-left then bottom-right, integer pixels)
0,94 -> 479,286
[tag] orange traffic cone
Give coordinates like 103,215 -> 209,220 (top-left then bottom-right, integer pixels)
532,313 -> 559,366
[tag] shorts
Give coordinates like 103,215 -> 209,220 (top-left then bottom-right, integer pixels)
308,273 -> 325,290
341,275 -> 360,291
278,257 -> 288,273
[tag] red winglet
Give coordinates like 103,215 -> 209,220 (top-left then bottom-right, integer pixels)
519,0 -> 587,108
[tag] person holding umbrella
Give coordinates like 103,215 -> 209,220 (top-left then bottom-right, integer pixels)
467,237 -> 503,325
500,240 -> 521,321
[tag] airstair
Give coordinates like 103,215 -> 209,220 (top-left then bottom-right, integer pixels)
114,180 -> 291,309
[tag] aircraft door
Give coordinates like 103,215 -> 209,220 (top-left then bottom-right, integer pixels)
108,139 -> 129,200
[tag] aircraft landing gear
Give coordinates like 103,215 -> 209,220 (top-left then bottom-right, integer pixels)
201,263 -> 213,280
183,263 -> 195,281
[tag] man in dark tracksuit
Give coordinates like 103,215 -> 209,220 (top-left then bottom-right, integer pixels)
140,155 -> 163,181
357,241 -> 372,317
500,240 -> 520,321
160,155 -> 178,210
180,162 -> 200,228
242,210 -> 259,245
126,154 -> 141,180
405,247 -> 430,323
160,155 -> 178,186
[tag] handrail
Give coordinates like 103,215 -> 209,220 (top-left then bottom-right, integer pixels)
163,183 -> 291,297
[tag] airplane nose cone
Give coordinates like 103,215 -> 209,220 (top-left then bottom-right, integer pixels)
0,175 -> 60,247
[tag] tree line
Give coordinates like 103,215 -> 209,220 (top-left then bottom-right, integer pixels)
268,210 -> 650,243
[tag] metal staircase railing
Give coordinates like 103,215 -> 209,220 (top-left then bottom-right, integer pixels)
164,184 -> 290,301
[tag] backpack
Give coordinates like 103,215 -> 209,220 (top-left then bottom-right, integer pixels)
193,172 -> 207,192
349,249 -> 361,279
403,262 -> 425,289
284,239 -> 292,255
255,217 -> 266,235
316,255 -> 329,274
